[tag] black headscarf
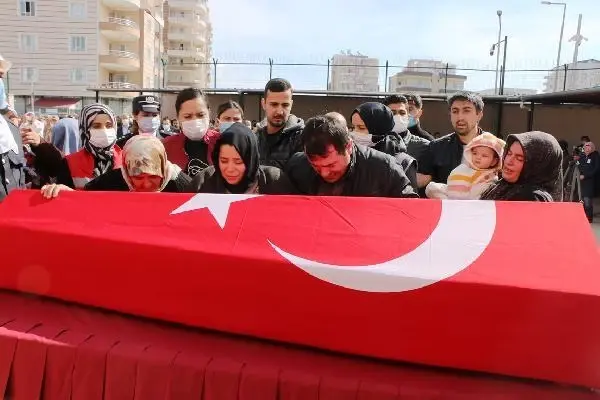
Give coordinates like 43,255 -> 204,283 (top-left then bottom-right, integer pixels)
352,102 -> 407,155
480,131 -> 563,201
211,122 -> 260,194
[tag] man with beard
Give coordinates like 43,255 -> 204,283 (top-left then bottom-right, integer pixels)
256,78 -> 304,168
417,92 -> 488,192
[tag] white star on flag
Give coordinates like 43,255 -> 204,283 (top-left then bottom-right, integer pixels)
170,193 -> 261,229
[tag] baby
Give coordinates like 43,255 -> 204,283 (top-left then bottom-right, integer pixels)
426,133 -> 506,200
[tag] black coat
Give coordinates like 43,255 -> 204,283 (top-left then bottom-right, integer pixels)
256,115 -> 304,169
578,151 -> 599,198
408,123 -> 434,141
85,168 -> 191,193
285,143 -> 418,198
419,130 -> 486,184
0,118 -> 26,202
188,165 -> 295,194
371,132 -> 417,191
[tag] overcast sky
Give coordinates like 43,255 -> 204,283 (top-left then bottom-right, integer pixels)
208,0 -> 600,92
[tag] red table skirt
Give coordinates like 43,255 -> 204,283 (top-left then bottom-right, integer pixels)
0,290 -> 596,400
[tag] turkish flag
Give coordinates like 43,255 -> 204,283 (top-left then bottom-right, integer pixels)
0,190 -> 599,388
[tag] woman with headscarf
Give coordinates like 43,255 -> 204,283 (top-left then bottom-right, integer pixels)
188,122 -> 293,194
41,135 -> 190,198
41,103 -> 122,191
51,118 -> 80,155
480,131 -> 563,202
350,102 -> 417,190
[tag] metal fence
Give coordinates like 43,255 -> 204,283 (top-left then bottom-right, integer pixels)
178,59 -> 600,95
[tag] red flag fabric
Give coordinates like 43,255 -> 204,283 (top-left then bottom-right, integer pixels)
0,190 -> 599,388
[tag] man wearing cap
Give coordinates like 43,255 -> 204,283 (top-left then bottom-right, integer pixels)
116,95 -> 161,148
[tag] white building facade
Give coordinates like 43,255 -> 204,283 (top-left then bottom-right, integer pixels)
329,52 -> 379,92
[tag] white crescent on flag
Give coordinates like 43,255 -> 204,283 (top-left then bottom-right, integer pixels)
268,200 -> 497,293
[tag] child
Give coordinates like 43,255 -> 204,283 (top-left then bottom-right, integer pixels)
426,133 -> 506,200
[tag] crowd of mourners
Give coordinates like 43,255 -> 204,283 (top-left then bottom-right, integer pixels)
0,55 -> 598,223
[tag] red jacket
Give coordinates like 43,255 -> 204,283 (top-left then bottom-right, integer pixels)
65,147 -> 123,189
162,130 -> 220,174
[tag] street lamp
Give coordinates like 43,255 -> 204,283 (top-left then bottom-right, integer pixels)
161,54 -> 169,88
541,1 -> 567,91
490,37 -> 508,95
494,10 -> 502,95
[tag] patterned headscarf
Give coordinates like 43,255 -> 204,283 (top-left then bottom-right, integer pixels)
121,135 -> 181,192
79,103 -> 117,177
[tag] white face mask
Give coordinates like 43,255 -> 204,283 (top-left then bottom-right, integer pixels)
392,115 -> 409,133
351,132 -> 374,147
182,118 -> 209,140
219,121 -> 235,132
89,128 -> 117,148
138,116 -> 160,134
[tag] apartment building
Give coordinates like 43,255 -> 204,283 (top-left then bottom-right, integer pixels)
388,59 -> 467,94
0,0 -> 164,115
163,0 -> 212,89
543,59 -> 600,93
329,52 -> 379,92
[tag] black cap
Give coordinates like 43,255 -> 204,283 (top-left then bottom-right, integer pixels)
132,95 -> 160,114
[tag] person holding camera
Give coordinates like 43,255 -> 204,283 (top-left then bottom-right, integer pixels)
578,141 -> 599,222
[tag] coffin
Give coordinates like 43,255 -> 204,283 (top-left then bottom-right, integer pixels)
0,190 -> 598,388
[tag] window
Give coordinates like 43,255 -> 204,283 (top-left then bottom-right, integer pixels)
70,68 -> 87,83
21,67 -> 38,83
70,36 -> 86,52
69,1 -> 86,18
19,33 -> 37,52
19,0 -> 35,16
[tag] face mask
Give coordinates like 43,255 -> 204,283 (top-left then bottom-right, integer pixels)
182,118 -> 209,140
392,115 -> 409,133
89,128 -> 117,148
138,116 -> 160,134
408,115 -> 418,128
162,124 -> 171,131
219,121 -> 234,132
351,132 -> 374,147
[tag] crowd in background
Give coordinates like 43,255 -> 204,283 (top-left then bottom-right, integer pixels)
0,53 -> 598,223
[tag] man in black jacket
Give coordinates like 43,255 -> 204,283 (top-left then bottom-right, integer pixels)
256,78 -> 304,169
579,141 -> 599,222
382,94 -> 430,161
285,115 -> 417,198
404,93 -> 434,141
417,91 -> 487,192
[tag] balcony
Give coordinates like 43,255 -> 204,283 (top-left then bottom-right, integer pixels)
99,17 -> 140,42
168,0 -> 208,14
167,47 -> 205,58
167,63 -> 203,71
168,15 -> 205,26
168,30 -> 206,42
166,79 -> 205,88
99,50 -> 140,72
101,0 -> 140,11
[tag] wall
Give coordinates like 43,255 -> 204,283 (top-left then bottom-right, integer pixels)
157,93 -> 599,145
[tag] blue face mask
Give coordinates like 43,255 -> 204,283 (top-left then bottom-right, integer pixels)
138,116 -> 160,134
219,121 -> 235,132
408,115 -> 418,128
